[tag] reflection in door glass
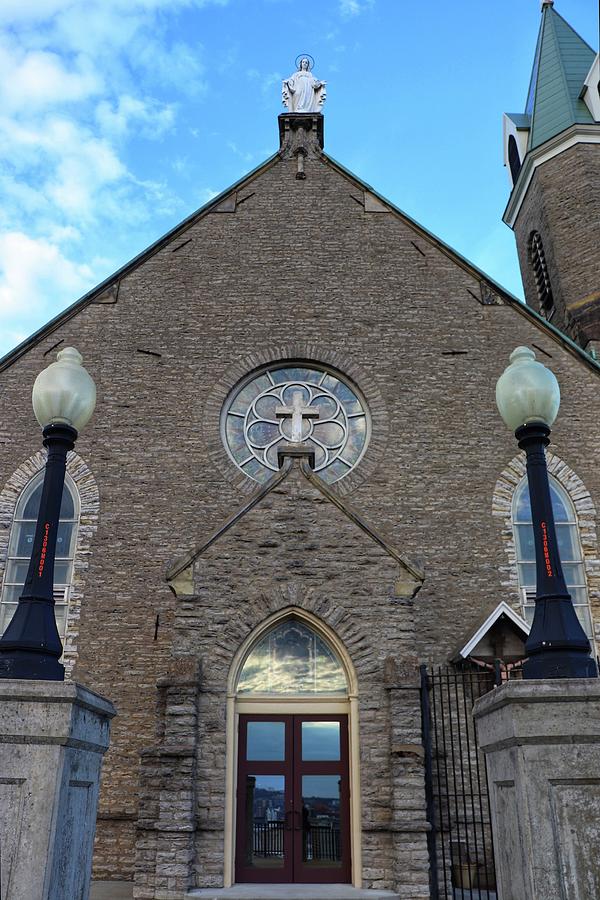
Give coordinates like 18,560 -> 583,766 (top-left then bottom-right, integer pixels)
301,721 -> 341,760
243,775 -> 285,869
301,775 -> 342,867
247,721 -> 285,760
237,620 -> 347,694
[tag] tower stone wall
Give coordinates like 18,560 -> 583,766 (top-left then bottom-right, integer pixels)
513,143 -> 600,349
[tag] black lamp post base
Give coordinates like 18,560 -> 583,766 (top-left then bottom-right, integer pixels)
0,651 -> 65,681
523,650 -> 598,680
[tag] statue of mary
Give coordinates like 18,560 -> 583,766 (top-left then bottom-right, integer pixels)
282,57 -> 326,113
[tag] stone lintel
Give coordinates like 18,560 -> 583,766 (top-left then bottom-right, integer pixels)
278,113 -> 324,159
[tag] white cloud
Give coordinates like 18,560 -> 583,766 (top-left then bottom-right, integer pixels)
247,68 -> 283,97
0,0 -> 227,28
0,232 -> 95,315
0,0 -> 228,356
0,115 -> 126,219
96,95 -> 176,139
0,45 -> 101,112
339,0 -> 373,16
198,187 -> 219,204
227,140 -> 255,164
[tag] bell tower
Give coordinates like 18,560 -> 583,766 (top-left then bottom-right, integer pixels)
502,1 -> 600,352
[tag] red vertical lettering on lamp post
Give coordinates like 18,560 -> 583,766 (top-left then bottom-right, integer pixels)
38,523 -> 50,579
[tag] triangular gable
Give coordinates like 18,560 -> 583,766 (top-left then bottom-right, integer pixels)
2,133 -> 600,381
451,600 -> 530,662
0,151 -> 278,374
166,453 -> 424,596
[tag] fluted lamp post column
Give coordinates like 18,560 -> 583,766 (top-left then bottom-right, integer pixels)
0,347 -> 96,681
496,346 -> 597,678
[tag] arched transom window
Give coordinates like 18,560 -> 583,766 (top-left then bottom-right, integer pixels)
0,473 -> 79,638
512,475 -> 593,638
222,363 -> 370,485
237,619 -> 348,695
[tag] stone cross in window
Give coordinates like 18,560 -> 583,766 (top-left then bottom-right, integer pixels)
276,391 -> 319,442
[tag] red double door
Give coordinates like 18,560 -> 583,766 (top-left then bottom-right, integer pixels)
235,714 -> 351,884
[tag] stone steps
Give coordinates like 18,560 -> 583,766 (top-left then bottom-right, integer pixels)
186,887 -> 400,900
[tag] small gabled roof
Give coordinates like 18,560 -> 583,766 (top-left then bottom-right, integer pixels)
525,4 -> 596,151
505,113 -> 531,130
450,600 -> 530,663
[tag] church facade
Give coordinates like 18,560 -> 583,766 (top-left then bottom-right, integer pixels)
0,5 -> 598,898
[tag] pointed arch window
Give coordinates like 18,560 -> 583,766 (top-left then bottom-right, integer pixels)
0,472 -> 80,638
512,475 -> 593,638
529,231 -> 554,317
237,619 -> 348,695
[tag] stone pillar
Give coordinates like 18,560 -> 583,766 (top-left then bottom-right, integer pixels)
384,656 -> 431,900
473,679 -> 600,900
134,660 -> 200,900
0,680 -> 115,900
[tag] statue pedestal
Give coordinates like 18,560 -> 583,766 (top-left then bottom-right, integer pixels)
278,113 -> 324,159
473,679 -> 600,899
0,680 -> 115,900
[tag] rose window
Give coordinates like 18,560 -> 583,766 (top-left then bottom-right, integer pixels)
222,364 -> 370,484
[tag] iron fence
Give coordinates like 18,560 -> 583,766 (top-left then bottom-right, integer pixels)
253,821 -> 284,857
252,821 -> 340,861
420,663 -> 523,900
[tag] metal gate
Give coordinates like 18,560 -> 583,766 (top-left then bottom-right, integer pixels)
420,664 -> 516,900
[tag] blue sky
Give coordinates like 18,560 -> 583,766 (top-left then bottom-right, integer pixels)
0,0 -> 597,358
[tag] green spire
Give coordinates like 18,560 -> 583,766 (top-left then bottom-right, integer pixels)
525,4 -> 596,150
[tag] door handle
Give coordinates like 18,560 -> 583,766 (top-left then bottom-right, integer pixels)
293,809 -> 302,832
284,809 -> 293,831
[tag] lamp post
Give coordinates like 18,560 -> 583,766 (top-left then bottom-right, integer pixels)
0,347 -> 96,681
496,346 -> 597,678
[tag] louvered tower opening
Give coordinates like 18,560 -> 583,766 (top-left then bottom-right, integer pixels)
508,135 -> 522,183
529,231 -> 555,318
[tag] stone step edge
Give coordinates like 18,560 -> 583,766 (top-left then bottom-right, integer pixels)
185,890 -> 401,900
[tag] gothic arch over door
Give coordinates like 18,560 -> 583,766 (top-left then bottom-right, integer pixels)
224,609 -> 362,887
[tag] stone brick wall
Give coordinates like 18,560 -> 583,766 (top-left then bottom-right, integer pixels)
513,143 -> 600,347
161,461 -> 429,895
0,146 -> 600,890
135,659 -> 200,899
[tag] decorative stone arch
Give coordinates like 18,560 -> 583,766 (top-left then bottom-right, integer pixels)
492,451 -> 600,648
203,342 -> 389,497
0,450 -> 100,678
222,601 -> 364,887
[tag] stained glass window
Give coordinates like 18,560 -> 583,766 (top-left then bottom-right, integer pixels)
0,472 -> 79,639
222,364 -> 370,485
237,619 -> 347,695
512,476 -> 593,638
